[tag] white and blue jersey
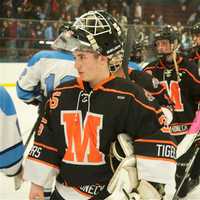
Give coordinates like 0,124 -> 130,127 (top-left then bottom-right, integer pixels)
0,87 -> 24,176
128,61 -> 142,71
16,50 -> 78,103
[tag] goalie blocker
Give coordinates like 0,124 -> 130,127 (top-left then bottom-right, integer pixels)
105,133 -> 162,200
91,133 -> 175,200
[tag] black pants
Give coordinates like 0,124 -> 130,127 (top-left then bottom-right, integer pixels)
50,188 -> 65,200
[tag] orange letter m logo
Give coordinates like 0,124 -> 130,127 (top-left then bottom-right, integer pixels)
61,111 -> 105,165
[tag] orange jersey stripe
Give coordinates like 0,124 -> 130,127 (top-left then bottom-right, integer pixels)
171,122 -> 191,126
34,142 -> 58,152
55,84 -> 82,91
180,68 -> 200,84
135,138 -> 177,147
136,155 -> 176,163
149,87 -> 165,96
27,156 -> 59,169
100,87 -> 162,114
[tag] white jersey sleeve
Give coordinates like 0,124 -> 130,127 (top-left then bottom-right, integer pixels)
16,50 -> 78,103
0,87 -> 24,176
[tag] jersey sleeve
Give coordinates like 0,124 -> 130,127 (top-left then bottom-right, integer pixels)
16,53 -> 42,104
129,70 -> 173,109
125,85 -> 176,185
23,100 -> 60,186
181,61 -> 200,103
0,87 -> 24,176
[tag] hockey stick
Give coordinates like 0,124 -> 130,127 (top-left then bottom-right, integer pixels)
172,146 -> 200,200
14,99 -> 47,190
121,24 -> 135,80
176,110 -> 200,158
172,46 -> 181,82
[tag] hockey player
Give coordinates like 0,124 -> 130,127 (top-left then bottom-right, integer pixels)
23,10 -> 176,200
0,86 -> 24,177
16,24 -> 79,199
16,24 -> 78,104
111,43 -> 173,125
143,25 -> 200,198
187,22 -> 200,65
182,22 -> 200,193
114,65 -> 174,122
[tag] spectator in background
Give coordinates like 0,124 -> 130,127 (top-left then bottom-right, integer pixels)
44,22 -> 54,41
115,11 -> 127,31
15,6 -> 24,19
51,0 -> 60,19
133,1 -> 142,23
0,21 -> 9,49
16,20 -> 31,55
12,0 -> 24,18
121,0 -> 130,20
155,15 -> 164,26
22,1 -> 35,19
6,20 -> 17,47
180,31 -> 192,52
35,6 -> 46,20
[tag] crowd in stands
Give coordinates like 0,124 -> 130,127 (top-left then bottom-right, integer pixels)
0,0 -> 199,61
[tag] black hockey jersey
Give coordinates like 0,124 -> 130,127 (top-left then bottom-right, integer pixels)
129,68 -> 173,109
23,75 -> 176,196
183,47 -> 200,65
143,56 -> 200,141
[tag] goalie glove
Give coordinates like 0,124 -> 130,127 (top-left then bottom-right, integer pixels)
106,134 -> 162,200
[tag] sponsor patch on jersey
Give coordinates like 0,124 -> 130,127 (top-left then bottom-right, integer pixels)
117,95 -> 125,100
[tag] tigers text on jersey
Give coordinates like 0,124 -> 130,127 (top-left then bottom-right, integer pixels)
143,56 -> 200,139
23,76 -> 176,197
0,87 -> 24,176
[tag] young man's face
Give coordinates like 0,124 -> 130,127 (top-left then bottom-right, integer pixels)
155,39 -> 172,55
73,50 -> 109,86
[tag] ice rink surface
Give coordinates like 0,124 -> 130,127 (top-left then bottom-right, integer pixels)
1,87 -> 200,200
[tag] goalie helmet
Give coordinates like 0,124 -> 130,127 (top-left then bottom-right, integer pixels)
72,10 -> 124,56
53,10 -> 124,72
72,10 -> 125,72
